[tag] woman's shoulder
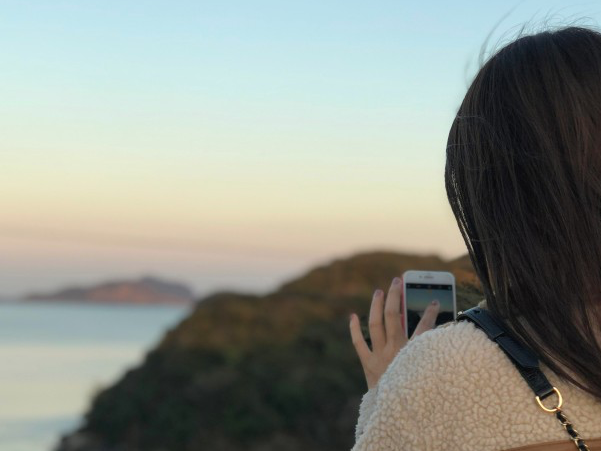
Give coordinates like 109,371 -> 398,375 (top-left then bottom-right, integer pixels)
379,313 -> 511,390
373,306 -> 601,449
373,302 -> 534,433
355,315 -> 527,449
356,301 -> 601,450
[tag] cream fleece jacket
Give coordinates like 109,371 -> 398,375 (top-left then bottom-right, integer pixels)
352,299 -> 601,450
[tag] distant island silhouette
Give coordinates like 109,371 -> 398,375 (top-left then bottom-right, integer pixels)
23,276 -> 194,305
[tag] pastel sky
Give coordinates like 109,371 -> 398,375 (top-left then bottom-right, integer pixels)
2,0 -> 599,298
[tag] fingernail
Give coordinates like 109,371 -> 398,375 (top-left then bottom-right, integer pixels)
392,277 -> 401,285
431,300 -> 439,306
349,313 -> 354,321
374,289 -> 382,296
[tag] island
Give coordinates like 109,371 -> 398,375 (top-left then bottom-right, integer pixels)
23,276 -> 195,305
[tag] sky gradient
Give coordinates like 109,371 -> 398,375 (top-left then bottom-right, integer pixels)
2,0 -> 600,297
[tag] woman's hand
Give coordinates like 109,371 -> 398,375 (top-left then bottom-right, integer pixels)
349,276 -> 440,390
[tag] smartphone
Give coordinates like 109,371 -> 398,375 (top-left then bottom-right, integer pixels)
402,270 -> 456,338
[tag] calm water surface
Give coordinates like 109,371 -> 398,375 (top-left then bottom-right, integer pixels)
0,301 -> 191,451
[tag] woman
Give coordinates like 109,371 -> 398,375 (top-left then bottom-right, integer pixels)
349,25 -> 601,451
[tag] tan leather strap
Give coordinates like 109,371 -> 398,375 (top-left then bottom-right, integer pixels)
503,437 -> 601,451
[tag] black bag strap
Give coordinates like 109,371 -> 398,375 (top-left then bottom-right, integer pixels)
456,306 -> 590,451
456,307 -> 554,399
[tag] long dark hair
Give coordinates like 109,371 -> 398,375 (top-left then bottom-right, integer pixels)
445,25 -> 601,401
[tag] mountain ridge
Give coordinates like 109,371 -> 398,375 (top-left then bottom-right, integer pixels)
55,250 -> 483,451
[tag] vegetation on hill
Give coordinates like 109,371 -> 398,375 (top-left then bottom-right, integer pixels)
55,251 -> 482,451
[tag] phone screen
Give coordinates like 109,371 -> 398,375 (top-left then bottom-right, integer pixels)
405,283 -> 454,337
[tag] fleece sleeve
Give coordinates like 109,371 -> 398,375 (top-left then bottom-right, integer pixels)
354,385 -> 379,442
350,341 -> 432,450
350,321 -> 469,451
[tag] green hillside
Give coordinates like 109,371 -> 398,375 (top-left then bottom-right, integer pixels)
55,251 -> 483,451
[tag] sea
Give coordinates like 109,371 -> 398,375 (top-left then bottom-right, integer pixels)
0,300 -> 192,451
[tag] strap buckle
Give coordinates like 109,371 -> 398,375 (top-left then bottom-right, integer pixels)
535,386 -> 563,413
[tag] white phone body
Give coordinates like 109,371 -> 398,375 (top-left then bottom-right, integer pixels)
402,270 -> 456,338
